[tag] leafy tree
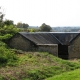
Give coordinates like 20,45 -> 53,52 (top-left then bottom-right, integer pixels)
4,19 -> 14,26
16,22 -> 29,28
1,25 -> 19,35
16,22 -> 23,28
0,7 -> 19,43
0,25 -> 19,42
22,23 -> 29,28
0,7 -> 4,27
39,23 -> 52,32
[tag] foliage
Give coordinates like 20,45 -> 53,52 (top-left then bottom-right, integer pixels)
0,46 -> 18,66
16,22 -> 29,28
27,28 -> 37,32
39,23 -> 52,32
0,25 -> 19,35
0,34 -> 13,41
0,8 -> 19,36
4,19 -> 14,26
0,52 -> 80,80
18,28 -> 39,32
0,7 -> 19,38
0,25 -> 19,42
0,41 -> 7,47
0,7 -> 4,28
16,22 -> 29,32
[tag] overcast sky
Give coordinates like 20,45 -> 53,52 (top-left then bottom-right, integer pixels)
0,0 -> 80,27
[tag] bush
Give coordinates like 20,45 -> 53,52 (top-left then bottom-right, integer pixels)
0,34 -> 13,41
0,46 -> 18,66
0,41 -> 7,47
0,25 -> 19,35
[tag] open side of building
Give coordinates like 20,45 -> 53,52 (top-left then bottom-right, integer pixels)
8,32 -> 80,59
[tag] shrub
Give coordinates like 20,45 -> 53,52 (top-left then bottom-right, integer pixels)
0,34 -> 13,41
0,46 -> 18,66
0,41 -> 7,47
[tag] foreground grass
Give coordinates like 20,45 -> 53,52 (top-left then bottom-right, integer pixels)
46,69 -> 80,80
0,51 -> 80,80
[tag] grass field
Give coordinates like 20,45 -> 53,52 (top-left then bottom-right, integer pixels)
0,51 -> 80,80
46,69 -> 80,80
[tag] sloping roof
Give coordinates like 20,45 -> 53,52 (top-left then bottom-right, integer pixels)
53,32 -> 80,45
19,32 -> 80,45
19,32 -> 60,45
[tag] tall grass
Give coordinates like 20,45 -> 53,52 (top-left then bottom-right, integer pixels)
0,51 -> 80,80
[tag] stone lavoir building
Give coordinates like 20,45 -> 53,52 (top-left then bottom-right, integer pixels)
8,32 -> 80,59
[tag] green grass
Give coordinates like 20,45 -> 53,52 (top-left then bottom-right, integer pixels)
0,47 -> 80,80
0,46 -> 18,67
46,69 -> 80,80
0,51 -> 80,80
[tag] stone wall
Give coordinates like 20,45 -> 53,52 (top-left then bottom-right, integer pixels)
8,34 -> 58,56
9,34 -> 34,51
38,44 -> 58,56
68,36 -> 80,59
9,33 -> 80,59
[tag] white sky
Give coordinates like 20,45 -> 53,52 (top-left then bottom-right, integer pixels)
0,0 -> 80,27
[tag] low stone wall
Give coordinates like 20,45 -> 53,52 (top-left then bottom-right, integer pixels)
9,34 -> 34,51
38,44 -> 58,56
68,37 -> 80,59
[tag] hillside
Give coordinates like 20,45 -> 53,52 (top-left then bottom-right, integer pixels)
0,51 -> 80,80
46,69 -> 80,80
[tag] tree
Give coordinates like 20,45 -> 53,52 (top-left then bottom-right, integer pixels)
16,22 -> 23,28
0,7 -> 19,42
22,23 -> 29,28
0,25 -> 19,35
39,23 -> 52,32
16,22 -> 29,28
4,19 -> 14,26
0,7 -> 4,27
